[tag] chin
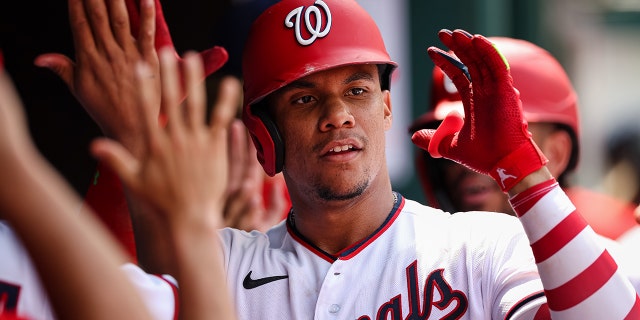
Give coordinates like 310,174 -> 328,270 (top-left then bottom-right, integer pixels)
316,180 -> 368,202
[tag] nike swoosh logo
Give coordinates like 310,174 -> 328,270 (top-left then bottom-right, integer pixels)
242,271 -> 289,289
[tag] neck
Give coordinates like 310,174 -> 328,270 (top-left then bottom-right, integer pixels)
287,183 -> 396,255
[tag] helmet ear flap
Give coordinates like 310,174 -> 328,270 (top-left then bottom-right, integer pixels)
245,104 -> 285,177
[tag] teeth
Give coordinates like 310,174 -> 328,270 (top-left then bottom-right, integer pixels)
330,144 -> 353,153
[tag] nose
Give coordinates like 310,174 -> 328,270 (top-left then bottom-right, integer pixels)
318,98 -> 355,132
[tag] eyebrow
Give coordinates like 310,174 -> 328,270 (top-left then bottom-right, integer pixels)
343,72 -> 375,84
285,71 -> 376,89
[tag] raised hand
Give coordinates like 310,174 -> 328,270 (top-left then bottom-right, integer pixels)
35,0 -> 160,154
225,119 -> 289,232
0,58 -> 152,320
412,29 -> 548,192
91,48 -> 239,319
91,48 -> 238,225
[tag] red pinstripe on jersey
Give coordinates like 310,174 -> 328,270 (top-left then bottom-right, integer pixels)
510,179 -> 640,319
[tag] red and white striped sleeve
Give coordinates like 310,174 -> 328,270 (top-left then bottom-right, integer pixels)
510,179 -> 640,319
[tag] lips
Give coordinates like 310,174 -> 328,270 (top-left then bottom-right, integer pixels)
320,139 -> 362,157
328,144 -> 354,153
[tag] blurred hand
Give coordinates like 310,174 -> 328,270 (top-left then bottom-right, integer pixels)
91,49 -> 239,228
224,119 -> 288,232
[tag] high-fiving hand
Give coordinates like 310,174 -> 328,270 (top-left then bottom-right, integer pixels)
412,29 -> 548,192
35,0 -> 228,155
35,0 -> 161,154
90,48 -> 238,227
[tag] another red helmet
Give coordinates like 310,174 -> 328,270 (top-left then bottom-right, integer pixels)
409,37 -> 580,208
242,0 -> 397,176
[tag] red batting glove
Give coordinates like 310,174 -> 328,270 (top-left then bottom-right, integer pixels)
125,0 -> 228,78
411,29 -> 547,192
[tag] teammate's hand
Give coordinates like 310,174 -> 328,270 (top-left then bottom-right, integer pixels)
224,119 -> 288,232
411,29 -> 548,192
124,0 -> 228,79
91,48 -> 239,227
34,0 -> 160,156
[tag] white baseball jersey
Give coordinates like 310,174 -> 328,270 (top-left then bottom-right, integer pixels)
0,222 -> 54,320
121,187 -> 640,319
3,187 -> 639,319
219,195 -> 545,319
0,221 -> 175,320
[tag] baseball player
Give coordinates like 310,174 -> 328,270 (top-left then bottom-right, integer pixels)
101,0 -> 638,319
33,0 -> 640,319
409,37 -> 639,240
408,36 -> 640,291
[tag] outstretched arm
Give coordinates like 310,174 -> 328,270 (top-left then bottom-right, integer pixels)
412,29 -> 640,319
93,48 -> 238,320
0,55 -> 151,320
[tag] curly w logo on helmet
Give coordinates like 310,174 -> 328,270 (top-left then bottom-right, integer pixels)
285,0 -> 332,46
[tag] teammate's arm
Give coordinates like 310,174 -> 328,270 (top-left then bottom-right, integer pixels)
412,29 -> 640,319
92,48 -> 239,320
0,55 -> 151,320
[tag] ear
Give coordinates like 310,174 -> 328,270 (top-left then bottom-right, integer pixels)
541,129 -> 572,178
383,90 -> 392,131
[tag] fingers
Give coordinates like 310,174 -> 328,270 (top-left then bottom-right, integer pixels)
90,137 -> 140,192
411,129 -> 435,153
135,62 -> 163,147
264,176 -> 288,225
137,0 -> 156,57
437,29 -> 473,65
84,0 -> 119,53
68,0 -> 97,56
209,76 -> 242,134
226,120 -> 249,194
437,29 -> 485,86
470,35 -> 512,83
158,48 -> 184,133
427,48 -> 471,96
224,192 -> 264,231
33,54 -> 76,91
182,52 -> 206,129
411,111 -> 464,159
428,112 -> 464,158
438,29 -> 511,91
106,0 -> 133,49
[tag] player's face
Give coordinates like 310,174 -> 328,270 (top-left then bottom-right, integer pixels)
267,64 -> 392,203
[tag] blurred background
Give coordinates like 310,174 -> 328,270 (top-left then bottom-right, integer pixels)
1,0 -> 639,206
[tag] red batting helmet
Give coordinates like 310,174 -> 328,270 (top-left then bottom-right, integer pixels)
409,37 -> 580,208
242,0 -> 397,176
